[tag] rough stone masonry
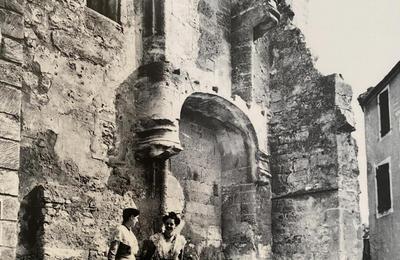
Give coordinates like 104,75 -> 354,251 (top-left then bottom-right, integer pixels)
0,0 -> 362,259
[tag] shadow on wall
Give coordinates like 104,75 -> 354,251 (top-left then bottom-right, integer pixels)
17,186 -> 45,259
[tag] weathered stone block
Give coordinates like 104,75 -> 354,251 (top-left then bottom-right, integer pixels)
240,183 -> 256,192
0,84 -> 21,116
1,37 -> 23,63
0,169 -> 18,196
0,195 -> 18,220
85,6 -> 123,37
43,247 -> 89,260
0,221 -> 18,247
0,60 -> 21,87
186,180 -> 213,194
186,191 -> 212,205
293,158 -> 309,172
0,246 -> 16,260
0,0 -> 24,14
186,206 -> 220,227
0,139 -> 19,170
0,9 -> 23,39
240,191 -> 256,203
0,113 -> 19,140
52,30 -> 115,66
240,203 -> 256,215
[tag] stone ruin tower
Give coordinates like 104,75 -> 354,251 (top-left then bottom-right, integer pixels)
0,0 -> 362,259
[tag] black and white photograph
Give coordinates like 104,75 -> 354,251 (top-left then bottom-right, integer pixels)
0,0 -> 399,259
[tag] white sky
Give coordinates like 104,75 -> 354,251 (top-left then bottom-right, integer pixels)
298,0 -> 400,223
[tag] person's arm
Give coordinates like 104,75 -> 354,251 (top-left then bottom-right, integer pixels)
108,240 -> 120,260
178,248 -> 184,260
179,236 -> 186,260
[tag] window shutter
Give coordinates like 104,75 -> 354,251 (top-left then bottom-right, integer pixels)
376,163 -> 391,214
379,89 -> 390,137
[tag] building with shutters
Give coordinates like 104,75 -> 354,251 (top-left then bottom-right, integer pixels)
359,60 -> 400,259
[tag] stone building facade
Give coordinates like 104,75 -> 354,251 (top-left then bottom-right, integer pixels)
359,60 -> 400,259
0,0 -> 361,259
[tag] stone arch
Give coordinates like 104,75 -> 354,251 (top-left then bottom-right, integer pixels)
180,92 -> 259,181
168,92 -> 270,259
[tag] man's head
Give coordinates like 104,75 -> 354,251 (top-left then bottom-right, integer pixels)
122,208 -> 140,228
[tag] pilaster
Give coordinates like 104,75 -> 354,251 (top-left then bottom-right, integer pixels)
0,1 -> 24,258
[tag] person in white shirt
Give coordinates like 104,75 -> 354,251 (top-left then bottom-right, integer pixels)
108,207 -> 140,260
142,212 -> 186,260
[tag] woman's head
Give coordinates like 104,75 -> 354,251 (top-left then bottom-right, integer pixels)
162,212 -> 181,236
122,208 -> 140,228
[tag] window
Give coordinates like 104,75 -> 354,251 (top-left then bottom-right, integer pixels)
378,87 -> 390,138
375,160 -> 392,217
143,0 -> 163,36
87,0 -> 120,22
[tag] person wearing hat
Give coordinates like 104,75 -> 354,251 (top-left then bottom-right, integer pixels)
142,212 -> 186,260
108,207 -> 140,260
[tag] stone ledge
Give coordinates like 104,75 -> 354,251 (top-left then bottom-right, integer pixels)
272,186 -> 339,200
43,247 -> 90,259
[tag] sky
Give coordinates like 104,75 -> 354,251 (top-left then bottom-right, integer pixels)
297,0 -> 400,223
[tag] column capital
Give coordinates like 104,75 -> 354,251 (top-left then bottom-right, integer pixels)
134,118 -> 182,159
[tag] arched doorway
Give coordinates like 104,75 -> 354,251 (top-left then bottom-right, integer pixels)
169,93 -> 267,259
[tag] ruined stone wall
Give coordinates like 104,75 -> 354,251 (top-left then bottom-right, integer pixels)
267,3 -> 362,259
14,0 -> 160,258
165,0 -> 231,94
0,0 -> 24,258
363,71 -> 400,259
0,0 -> 363,259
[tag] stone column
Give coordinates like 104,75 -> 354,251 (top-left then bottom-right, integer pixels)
133,63 -> 183,160
0,1 -> 25,258
134,0 -> 184,160
134,0 -> 187,228
255,151 -> 273,259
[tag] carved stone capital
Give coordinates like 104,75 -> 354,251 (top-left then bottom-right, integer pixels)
134,118 -> 182,159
